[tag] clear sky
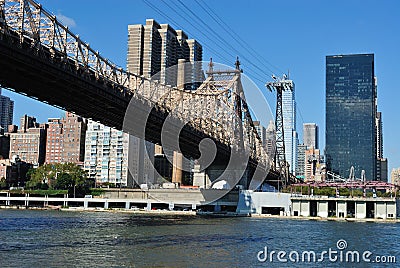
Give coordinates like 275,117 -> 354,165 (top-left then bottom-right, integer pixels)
2,0 -> 400,174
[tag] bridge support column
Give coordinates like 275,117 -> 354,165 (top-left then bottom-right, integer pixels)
6,192 -> 10,206
104,201 -> 109,209
172,151 -> 183,185
193,164 -> 211,188
83,201 -> 88,209
125,202 -> 130,209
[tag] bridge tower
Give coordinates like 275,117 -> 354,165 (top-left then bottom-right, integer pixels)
266,75 -> 294,188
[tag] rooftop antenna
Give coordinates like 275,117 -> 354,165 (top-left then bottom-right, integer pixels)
235,56 -> 243,73
208,57 -> 214,73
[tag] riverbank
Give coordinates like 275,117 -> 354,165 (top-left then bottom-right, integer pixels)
61,207 -> 197,216
0,205 -> 197,216
251,213 -> 400,223
2,205 -> 400,222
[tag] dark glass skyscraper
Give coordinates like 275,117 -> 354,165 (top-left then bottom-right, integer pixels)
326,54 -> 376,180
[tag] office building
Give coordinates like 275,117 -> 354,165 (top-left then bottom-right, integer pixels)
375,111 -> 387,181
9,115 -> 47,166
282,83 -> 297,173
253,121 -> 266,148
376,112 -> 383,158
378,158 -> 388,182
326,54 -> 377,180
303,123 -> 318,149
296,144 -> 307,180
265,120 -> 276,158
0,89 -> 13,131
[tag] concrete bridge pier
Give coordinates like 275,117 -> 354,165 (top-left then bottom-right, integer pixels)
194,162 -> 251,190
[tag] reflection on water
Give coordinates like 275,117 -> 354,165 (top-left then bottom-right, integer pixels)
0,210 -> 399,267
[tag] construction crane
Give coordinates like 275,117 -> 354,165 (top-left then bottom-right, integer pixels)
265,75 -> 294,188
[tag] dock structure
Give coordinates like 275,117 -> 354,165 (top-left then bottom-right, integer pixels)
0,189 -> 239,211
291,196 -> 399,220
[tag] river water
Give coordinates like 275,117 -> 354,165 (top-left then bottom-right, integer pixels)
0,209 -> 399,267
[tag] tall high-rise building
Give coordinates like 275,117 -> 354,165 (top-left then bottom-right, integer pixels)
45,118 -> 63,164
304,147 -> 321,181
0,89 -> 13,131
186,39 -> 203,89
375,111 -> 387,181
127,137 -> 155,187
253,121 -> 266,148
282,83 -> 297,173
127,19 -> 200,186
61,112 -> 86,164
296,144 -> 307,180
265,120 -> 276,157
44,113 -> 87,165
127,19 -> 162,79
391,168 -> 400,185
303,123 -> 319,149
9,115 -> 47,166
20,114 -> 38,133
84,121 -> 131,187
376,111 -> 383,159
326,54 -> 377,180
127,19 -> 202,88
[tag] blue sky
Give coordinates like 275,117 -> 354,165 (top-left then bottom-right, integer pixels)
3,0 -> 400,173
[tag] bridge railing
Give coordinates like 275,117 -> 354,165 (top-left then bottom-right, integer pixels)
0,0 -> 134,93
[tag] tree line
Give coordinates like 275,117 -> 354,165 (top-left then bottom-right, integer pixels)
25,163 -> 93,197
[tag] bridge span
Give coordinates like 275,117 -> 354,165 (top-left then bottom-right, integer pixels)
0,0 -> 291,190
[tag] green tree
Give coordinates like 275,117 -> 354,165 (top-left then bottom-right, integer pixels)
25,166 -> 52,189
26,163 -> 92,196
55,173 -> 74,190
0,177 -> 7,189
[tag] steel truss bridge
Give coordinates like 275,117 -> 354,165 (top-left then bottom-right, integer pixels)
0,0 -> 298,189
